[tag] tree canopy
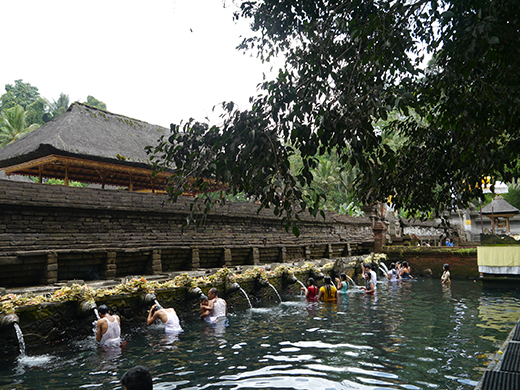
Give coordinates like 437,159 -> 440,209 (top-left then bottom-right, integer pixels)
85,95 -> 107,111
149,0 -> 520,232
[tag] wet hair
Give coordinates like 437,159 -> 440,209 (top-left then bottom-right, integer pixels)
390,263 -> 396,269
364,264 -> 372,270
324,276 -> 332,295
98,304 -> 109,315
402,261 -> 409,268
340,273 -> 347,281
209,287 -> 219,297
307,277 -> 316,286
443,263 -> 450,271
200,294 -> 208,302
121,365 -> 152,390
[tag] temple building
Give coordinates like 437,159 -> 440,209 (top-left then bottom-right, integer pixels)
0,103 -> 173,191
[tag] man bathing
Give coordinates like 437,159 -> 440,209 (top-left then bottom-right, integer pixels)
96,304 -> 121,346
200,287 -> 227,323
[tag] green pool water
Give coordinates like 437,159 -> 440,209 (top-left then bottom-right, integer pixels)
1,278 -> 519,389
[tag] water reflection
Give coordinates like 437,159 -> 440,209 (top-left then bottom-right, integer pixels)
1,279 -> 520,389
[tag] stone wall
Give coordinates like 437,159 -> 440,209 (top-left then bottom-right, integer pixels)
384,247 -> 478,278
0,180 -> 374,287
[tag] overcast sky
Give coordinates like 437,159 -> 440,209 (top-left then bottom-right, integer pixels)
1,0 -> 280,128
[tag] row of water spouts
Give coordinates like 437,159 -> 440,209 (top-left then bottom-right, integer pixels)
5,267 -> 388,357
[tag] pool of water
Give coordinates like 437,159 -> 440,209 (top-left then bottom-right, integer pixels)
1,278 -> 520,389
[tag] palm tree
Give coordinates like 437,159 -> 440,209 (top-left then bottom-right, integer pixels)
45,93 -> 70,122
0,104 -> 39,148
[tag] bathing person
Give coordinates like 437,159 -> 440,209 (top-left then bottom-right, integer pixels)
441,263 -> 451,284
96,304 -> 121,346
400,261 -> 413,279
121,365 -> 153,390
445,238 -> 454,247
387,263 -> 400,282
199,294 -> 211,320
318,276 -> 337,301
301,277 -> 319,300
364,264 -> 377,291
361,272 -> 376,295
203,287 -> 228,323
147,304 -> 182,333
335,273 -> 349,294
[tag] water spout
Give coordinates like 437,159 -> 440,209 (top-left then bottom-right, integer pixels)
380,262 -> 390,274
0,313 -> 19,327
237,286 -> 253,309
378,265 -> 388,277
13,323 -> 25,357
93,308 -> 100,320
296,279 -> 306,297
345,275 -> 357,287
267,282 -> 282,303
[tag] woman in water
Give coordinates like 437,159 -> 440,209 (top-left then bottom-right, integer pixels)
318,276 -> 337,301
399,261 -> 413,280
360,272 -> 376,295
387,262 -> 400,282
335,273 -> 349,294
441,263 -> 451,284
301,277 -> 319,300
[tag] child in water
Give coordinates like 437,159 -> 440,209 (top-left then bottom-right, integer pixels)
200,294 -> 211,320
441,263 -> 451,284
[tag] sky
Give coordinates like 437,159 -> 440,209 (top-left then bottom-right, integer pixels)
1,0 -> 280,128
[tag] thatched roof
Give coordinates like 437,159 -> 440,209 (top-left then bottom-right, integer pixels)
481,196 -> 520,216
0,103 -> 173,190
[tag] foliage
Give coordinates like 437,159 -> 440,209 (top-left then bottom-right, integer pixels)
503,186 -> 520,211
46,93 -> 70,122
0,79 -> 40,112
85,95 -> 107,110
149,0 -> 520,232
0,105 -> 39,148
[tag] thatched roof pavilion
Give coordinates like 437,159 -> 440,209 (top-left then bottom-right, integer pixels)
0,103 -> 173,191
481,196 -> 520,233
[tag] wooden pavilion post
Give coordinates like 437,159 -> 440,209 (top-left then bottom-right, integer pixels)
38,165 -> 43,183
129,174 -> 133,191
64,164 -> 69,186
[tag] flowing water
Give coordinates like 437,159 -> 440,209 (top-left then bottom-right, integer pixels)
13,323 -> 25,357
345,275 -> 357,287
238,287 -> 253,309
267,282 -> 283,303
1,279 -> 520,389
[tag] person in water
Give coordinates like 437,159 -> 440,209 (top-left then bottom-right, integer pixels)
318,276 -> 337,301
147,303 -> 182,333
202,287 -> 228,323
121,365 -> 152,390
301,277 -> 319,300
399,261 -> 413,279
387,262 -> 400,282
361,272 -> 376,295
441,263 -> 451,284
335,273 -> 349,294
199,294 -> 211,320
364,264 -> 377,291
96,304 -> 121,346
